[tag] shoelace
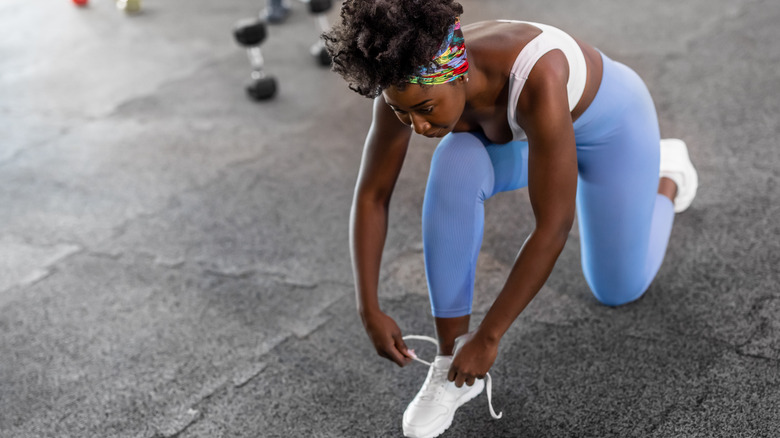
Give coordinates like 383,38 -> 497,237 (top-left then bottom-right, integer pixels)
418,362 -> 448,401
403,335 -> 503,419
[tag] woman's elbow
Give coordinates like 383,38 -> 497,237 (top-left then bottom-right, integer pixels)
538,215 -> 574,249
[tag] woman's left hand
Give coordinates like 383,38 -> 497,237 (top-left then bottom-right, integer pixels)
448,331 -> 499,387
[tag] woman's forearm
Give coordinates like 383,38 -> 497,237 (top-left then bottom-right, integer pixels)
477,227 -> 569,342
350,193 -> 390,316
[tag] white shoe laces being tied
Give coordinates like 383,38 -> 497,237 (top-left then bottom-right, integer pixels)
403,335 -> 503,420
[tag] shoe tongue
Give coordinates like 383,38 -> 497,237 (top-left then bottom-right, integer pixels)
433,355 -> 452,369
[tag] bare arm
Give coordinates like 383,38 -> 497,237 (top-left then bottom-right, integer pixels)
479,50 -> 578,340
350,95 -> 414,366
450,50 -> 578,385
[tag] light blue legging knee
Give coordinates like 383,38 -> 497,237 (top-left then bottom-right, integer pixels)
422,53 -> 675,318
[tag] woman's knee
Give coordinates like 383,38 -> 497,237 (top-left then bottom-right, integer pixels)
427,132 -> 494,197
585,269 -> 648,307
432,132 -> 491,168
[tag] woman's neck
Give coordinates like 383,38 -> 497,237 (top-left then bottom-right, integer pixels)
462,65 -> 509,120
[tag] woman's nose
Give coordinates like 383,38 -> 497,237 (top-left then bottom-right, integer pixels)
410,114 -> 430,135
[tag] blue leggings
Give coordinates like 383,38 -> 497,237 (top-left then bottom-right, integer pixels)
422,53 -> 675,317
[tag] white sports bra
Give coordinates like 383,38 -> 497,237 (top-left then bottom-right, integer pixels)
499,20 -> 587,141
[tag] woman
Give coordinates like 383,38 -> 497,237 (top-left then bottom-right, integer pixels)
323,1 -> 698,437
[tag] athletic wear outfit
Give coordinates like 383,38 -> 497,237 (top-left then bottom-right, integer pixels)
422,21 -> 681,317
402,21 -> 698,438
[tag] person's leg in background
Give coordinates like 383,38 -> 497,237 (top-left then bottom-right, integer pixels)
264,0 -> 290,23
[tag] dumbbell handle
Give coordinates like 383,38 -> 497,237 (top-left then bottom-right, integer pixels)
246,46 -> 265,71
317,15 -> 329,32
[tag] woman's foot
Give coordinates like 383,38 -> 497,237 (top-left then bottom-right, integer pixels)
660,138 -> 699,213
403,355 -> 484,438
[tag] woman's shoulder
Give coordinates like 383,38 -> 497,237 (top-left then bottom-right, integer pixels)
463,20 -> 543,44
463,20 -> 543,75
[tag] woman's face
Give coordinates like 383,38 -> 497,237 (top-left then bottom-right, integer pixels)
382,77 -> 467,138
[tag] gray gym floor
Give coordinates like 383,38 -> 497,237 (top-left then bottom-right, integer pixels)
1,0 -> 778,437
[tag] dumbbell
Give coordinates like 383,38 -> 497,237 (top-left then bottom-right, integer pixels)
234,19 -> 277,100
306,0 -> 332,66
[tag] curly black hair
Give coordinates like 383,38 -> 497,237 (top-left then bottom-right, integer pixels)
322,0 -> 464,98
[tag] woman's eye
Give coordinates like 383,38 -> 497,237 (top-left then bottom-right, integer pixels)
419,107 -> 433,114
394,113 -> 411,125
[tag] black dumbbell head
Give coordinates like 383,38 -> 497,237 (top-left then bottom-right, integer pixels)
234,19 -> 267,46
309,0 -> 332,14
246,76 -> 277,100
316,46 -> 331,66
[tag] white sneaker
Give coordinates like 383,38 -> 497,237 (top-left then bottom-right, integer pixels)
402,355 -> 483,438
402,335 -> 502,438
660,138 -> 699,213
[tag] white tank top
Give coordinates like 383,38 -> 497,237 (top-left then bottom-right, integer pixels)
499,21 -> 587,141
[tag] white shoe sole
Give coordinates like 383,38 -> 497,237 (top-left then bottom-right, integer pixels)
402,379 -> 484,438
660,138 -> 698,213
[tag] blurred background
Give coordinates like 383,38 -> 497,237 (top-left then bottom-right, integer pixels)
1,0 -> 778,437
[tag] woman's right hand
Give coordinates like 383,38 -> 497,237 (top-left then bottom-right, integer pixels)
361,310 -> 414,367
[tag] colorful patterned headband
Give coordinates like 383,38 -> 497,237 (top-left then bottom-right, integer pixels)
408,17 -> 469,85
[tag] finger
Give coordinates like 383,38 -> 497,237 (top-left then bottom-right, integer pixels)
396,335 -> 410,356
465,375 -> 476,387
448,366 -> 457,382
375,343 -> 396,362
385,343 -> 411,367
394,335 -> 413,361
454,372 -> 465,388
